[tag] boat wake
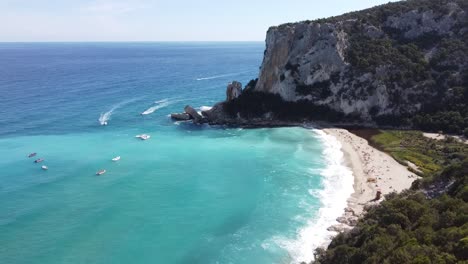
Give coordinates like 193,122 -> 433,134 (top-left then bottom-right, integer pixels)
195,71 -> 250,81
141,98 -> 171,115
99,98 -> 142,125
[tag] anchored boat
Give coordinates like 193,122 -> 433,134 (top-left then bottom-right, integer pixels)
135,134 -> 151,140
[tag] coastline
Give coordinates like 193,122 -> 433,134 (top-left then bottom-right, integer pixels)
320,128 -> 418,237
174,117 -> 420,263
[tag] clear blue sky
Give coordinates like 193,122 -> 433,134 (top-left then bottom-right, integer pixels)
0,0 -> 397,41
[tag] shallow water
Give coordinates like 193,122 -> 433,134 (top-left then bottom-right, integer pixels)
0,42 -> 352,264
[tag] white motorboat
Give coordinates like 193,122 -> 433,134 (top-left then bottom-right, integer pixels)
96,169 -> 106,176
41,165 -> 48,170
140,134 -> 150,140
112,156 -> 121,161
135,134 -> 151,140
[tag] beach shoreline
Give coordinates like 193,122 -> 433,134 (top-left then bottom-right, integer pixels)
320,128 -> 418,236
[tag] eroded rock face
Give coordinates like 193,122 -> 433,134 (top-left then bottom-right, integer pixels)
251,1 -> 467,121
226,81 -> 242,101
184,105 -> 203,123
384,2 -> 464,39
255,22 -> 348,102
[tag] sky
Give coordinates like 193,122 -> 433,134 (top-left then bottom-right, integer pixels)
0,0 -> 398,42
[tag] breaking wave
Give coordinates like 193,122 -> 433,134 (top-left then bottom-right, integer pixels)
199,106 -> 212,112
274,129 -> 354,263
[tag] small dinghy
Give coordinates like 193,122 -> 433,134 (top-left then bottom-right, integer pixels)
41,165 -> 48,170
135,134 -> 151,140
28,153 -> 37,158
112,156 -> 121,162
34,158 -> 44,163
96,169 -> 106,176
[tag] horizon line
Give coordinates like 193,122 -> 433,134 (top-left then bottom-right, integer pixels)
0,40 -> 265,43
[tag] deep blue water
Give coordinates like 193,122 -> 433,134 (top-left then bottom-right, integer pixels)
0,42 -> 351,264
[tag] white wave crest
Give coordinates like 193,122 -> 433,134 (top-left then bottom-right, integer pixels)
195,71 -> 250,81
154,98 -> 169,104
99,97 -> 142,125
199,106 -> 212,112
275,129 -> 355,264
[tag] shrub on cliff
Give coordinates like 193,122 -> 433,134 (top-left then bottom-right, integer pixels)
223,90 -> 345,122
325,0 -> 467,135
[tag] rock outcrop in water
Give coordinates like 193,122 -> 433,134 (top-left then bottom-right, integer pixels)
184,105 -> 204,123
226,81 -> 243,101
202,0 -> 468,135
170,112 -> 191,121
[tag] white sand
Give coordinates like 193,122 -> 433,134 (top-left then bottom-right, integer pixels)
323,128 -> 418,217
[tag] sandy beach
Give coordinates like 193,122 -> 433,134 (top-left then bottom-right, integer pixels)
322,128 -> 418,232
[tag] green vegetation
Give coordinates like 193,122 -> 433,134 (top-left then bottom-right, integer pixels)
345,31 -> 468,135
223,90 -> 346,122
369,131 -> 467,176
328,0 -> 467,135
296,80 -> 332,97
313,0 -> 468,26
346,39 -> 429,87
313,130 -> 468,264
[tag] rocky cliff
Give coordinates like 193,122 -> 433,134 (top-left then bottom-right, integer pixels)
206,0 -> 468,134
255,0 -> 467,122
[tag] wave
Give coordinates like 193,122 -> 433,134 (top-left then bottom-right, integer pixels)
99,97 -> 142,125
199,106 -> 212,112
141,98 -> 171,115
195,71 -> 250,81
154,98 -> 169,104
274,129 -> 354,264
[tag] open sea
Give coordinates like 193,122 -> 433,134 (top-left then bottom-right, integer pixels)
0,42 -> 353,264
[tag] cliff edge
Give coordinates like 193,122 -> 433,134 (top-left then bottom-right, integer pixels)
204,0 -> 468,135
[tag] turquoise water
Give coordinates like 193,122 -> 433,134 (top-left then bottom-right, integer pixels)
0,43 -> 352,264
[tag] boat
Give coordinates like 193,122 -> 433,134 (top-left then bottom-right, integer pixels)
41,165 -> 48,170
135,134 -> 151,140
28,152 -> 37,158
96,169 -> 106,175
140,134 -> 150,140
34,158 -> 44,163
112,156 -> 121,161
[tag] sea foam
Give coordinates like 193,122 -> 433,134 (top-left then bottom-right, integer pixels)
141,99 -> 171,115
99,98 -> 142,125
195,71 -> 250,81
275,129 -> 354,263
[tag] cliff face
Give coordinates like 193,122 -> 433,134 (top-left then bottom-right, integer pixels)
251,0 -> 468,124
